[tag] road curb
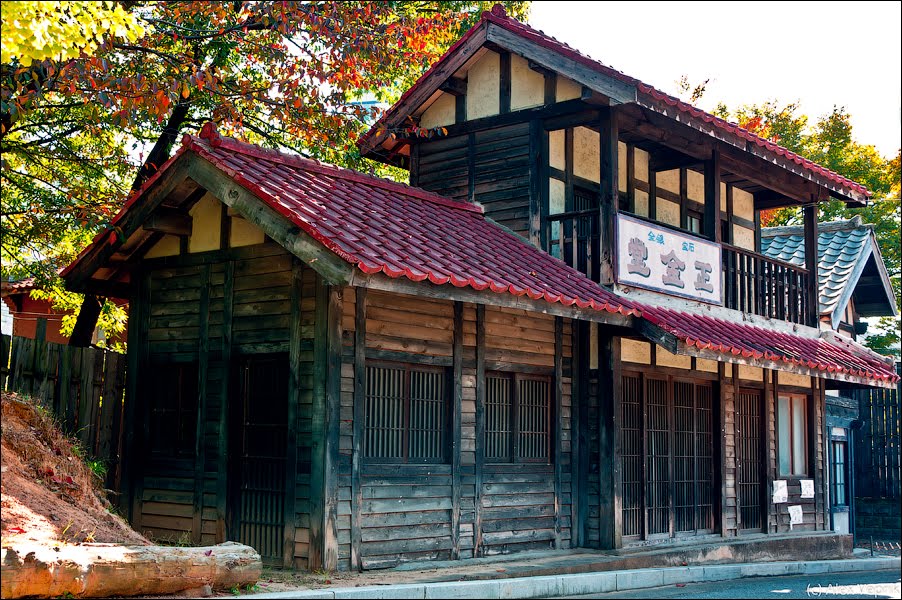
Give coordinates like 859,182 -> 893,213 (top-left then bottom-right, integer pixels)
249,558 -> 900,599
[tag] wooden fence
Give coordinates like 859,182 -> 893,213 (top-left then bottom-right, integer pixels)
853,362 -> 902,500
0,333 -> 127,496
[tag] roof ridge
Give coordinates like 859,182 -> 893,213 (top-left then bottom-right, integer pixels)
762,216 -> 871,237
190,124 -> 483,215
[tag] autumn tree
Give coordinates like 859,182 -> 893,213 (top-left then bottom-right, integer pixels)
1,1 -> 528,342
714,101 -> 901,356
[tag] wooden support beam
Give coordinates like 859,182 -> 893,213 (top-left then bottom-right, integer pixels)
705,149 -> 721,243
192,264 -> 211,545
553,317 -> 564,549
599,107 -> 619,285
499,51 -> 511,114
439,77 -> 467,97
529,119 -> 543,247
144,208 -> 192,237
573,321 -> 587,547
451,301 -> 463,560
283,261 -> 302,568
474,304 -> 486,557
310,277 -> 343,570
217,261 -> 234,544
69,295 -> 103,347
804,204 -> 819,327
350,286 -> 366,571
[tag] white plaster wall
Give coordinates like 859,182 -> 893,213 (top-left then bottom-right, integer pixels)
188,193 -> 221,253
510,54 -> 544,110
573,126 -> 600,183
466,50 -> 500,121
420,92 -> 456,129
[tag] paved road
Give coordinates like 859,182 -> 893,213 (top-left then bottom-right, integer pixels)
557,567 -> 901,599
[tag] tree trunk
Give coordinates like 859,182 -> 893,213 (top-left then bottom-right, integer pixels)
1,542 -> 261,598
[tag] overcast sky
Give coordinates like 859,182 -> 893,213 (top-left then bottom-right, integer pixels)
529,1 -> 902,157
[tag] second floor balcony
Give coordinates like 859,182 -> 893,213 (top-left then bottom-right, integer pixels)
547,210 -> 815,327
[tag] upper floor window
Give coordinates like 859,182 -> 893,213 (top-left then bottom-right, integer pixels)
485,372 -> 551,463
364,363 -> 448,463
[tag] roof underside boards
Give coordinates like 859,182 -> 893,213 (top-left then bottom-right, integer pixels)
358,6 -> 869,204
761,219 -> 898,326
638,304 -> 899,389
62,127 -> 898,388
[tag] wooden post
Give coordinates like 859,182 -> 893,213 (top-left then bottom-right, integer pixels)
310,277 -> 342,571
599,107 -> 619,285
705,150 -> 721,242
804,204 -> 819,327
499,51 -> 511,114
473,304 -> 486,557
217,261 -> 234,543
529,119 -> 543,248
570,321 -> 583,548
553,317 -> 564,549
451,301 -> 463,560
124,270 -> 151,522
598,330 -> 619,549
284,261 -> 303,568
350,287 -> 366,570
193,264 -> 211,545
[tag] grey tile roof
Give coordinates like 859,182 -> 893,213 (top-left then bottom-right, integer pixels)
760,217 -> 895,325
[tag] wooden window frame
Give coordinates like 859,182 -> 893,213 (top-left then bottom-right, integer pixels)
363,361 -> 450,465
149,361 -> 198,458
777,392 -> 809,477
485,371 -> 552,464
830,438 -> 848,507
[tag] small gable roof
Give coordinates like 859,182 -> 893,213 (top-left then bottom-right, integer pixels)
359,4 -> 869,204
761,217 -> 898,328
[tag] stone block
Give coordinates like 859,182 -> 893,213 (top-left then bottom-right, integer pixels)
615,569 -> 664,591
558,572 -> 616,596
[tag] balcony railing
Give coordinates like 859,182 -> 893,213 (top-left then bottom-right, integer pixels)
722,243 -> 813,326
546,209 -> 601,282
546,212 -> 814,327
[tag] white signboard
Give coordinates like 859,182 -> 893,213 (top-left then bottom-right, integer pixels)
800,479 -> 815,499
616,213 -> 722,304
772,480 -> 788,503
788,504 -> 804,528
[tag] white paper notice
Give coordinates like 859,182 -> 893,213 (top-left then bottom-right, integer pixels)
788,505 -> 803,529
800,479 -> 815,499
772,479 -> 788,503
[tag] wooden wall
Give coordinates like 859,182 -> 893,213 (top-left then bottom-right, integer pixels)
132,243 -> 316,568
416,122 -> 532,239
334,290 -> 572,570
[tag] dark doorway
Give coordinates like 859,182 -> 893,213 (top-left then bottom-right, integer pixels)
229,354 -> 290,564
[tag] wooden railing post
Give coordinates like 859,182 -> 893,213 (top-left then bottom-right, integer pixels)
804,204 -> 819,327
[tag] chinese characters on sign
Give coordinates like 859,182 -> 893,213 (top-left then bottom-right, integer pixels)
616,214 -> 722,304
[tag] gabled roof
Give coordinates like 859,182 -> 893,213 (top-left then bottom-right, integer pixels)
761,217 -> 898,328
359,4 -> 869,203
63,124 -> 638,321
62,126 -> 898,388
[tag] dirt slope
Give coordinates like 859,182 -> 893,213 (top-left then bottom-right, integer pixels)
1,391 -> 147,547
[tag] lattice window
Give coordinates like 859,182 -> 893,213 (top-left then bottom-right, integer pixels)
364,363 -> 447,463
485,372 -> 551,463
831,440 -> 848,506
621,373 -> 643,537
737,389 -> 763,531
646,377 -> 670,535
149,362 -> 198,457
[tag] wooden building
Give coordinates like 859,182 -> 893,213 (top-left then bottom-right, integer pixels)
63,5 -> 898,571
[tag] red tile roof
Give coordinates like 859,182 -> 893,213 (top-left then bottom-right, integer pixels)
360,5 -> 869,199
640,305 -> 899,385
63,126 -> 895,386
66,125 -> 638,318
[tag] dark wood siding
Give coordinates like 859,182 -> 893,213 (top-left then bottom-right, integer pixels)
336,292 -> 571,570
136,243 -> 315,565
415,122 -> 533,239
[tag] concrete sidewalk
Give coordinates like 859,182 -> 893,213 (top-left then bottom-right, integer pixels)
249,554 -> 900,599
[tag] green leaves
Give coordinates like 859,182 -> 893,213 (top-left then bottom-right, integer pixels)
1,1 -> 144,65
